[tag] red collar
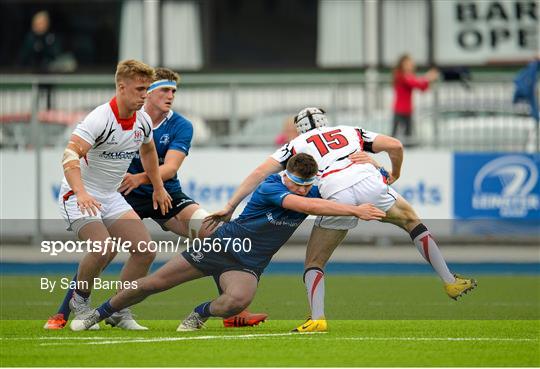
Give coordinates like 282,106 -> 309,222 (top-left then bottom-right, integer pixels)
109,97 -> 136,130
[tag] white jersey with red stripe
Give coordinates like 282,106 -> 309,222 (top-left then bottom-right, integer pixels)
271,125 -> 380,198
61,97 -> 153,194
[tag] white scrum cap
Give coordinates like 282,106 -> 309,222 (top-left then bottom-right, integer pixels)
293,107 -> 328,134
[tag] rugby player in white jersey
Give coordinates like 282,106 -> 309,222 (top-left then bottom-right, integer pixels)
208,107 -> 477,333
44,59 -> 172,330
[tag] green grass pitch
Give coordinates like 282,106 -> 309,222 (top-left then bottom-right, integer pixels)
1,274 -> 539,366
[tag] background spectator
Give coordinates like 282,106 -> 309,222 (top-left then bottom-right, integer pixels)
274,116 -> 298,146
392,54 -> 439,144
18,11 -> 62,72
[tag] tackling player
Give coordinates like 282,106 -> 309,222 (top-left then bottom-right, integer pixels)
44,60 -> 172,331
208,107 -> 477,333
118,67 -> 267,327
68,154 -> 386,331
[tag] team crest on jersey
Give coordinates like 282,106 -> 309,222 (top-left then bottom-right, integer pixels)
159,133 -> 170,146
133,129 -> 144,143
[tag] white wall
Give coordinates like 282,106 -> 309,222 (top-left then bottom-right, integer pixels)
382,0 -> 428,66
0,148 -> 452,218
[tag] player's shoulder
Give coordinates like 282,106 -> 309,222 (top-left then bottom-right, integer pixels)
263,173 -> 284,185
330,124 -> 360,133
258,174 -> 286,192
136,109 -> 153,134
169,110 -> 193,128
137,109 -> 152,125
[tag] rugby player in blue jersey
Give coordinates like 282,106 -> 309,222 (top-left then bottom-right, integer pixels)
70,153 -> 385,331
121,67 -> 267,327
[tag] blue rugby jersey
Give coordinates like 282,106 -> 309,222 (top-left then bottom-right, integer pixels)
128,109 -> 193,196
212,174 -> 320,270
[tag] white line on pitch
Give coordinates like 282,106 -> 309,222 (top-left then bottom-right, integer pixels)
38,332 -> 324,346
0,336 -> 116,340
331,337 -> 538,342
37,334 -> 539,346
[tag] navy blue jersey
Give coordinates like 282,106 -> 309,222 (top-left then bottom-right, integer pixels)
213,174 -> 320,270
128,110 -> 193,196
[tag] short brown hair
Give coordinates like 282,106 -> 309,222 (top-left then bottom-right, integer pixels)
154,67 -> 180,84
115,59 -> 155,84
286,153 -> 318,179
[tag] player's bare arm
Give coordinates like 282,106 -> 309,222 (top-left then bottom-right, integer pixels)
282,195 -> 385,220
139,140 -> 172,215
371,134 -> 403,183
62,134 -> 101,216
119,150 -> 186,195
207,157 -> 283,224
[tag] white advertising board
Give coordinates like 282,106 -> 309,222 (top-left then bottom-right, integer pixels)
0,149 -> 452,222
434,0 -> 539,65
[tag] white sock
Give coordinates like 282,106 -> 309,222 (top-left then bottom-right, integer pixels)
304,268 -> 325,320
72,291 -> 89,302
410,224 -> 455,284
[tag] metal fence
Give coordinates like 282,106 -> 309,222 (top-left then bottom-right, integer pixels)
0,72 -> 538,151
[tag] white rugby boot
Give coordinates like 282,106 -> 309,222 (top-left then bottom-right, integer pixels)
105,308 -> 148,330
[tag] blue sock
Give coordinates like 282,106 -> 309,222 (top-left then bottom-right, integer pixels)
96,299 -> 117,319
194,301 -> 213,319
57,273 -> 77,318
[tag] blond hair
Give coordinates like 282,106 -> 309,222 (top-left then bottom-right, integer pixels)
154,67 -> 180,84
115,59 -> 155,84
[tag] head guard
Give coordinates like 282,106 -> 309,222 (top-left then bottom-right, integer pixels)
294,107 -> 328,134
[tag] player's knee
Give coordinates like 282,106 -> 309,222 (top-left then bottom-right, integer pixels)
130,249 -> 156,265
139,276 -> 166,294
188,208 -> 210,239
86,252 -> 111,269
221,294 -> 250,315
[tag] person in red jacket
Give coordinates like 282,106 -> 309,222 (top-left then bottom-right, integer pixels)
392,54 -> 439,141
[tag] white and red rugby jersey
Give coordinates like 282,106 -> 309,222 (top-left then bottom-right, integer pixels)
271,125 -> 380,198
62,97 -> 153,193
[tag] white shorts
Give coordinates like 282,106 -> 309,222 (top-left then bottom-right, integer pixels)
58,183 -> 133,236
315,174 -> 399,230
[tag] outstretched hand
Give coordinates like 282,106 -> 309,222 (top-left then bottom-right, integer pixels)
348,151 -> 377,166
355,203 -> 386,221
118,173 -> 144,195
204,204 -> 235,228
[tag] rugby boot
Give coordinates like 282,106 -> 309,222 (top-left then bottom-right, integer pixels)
69,294 -> 99,330
292,316 -> 327,333
223,310 -> 268,327
43,313 -> 67,330
105,308 -> 148,330
445,274 -> 477,300
177,311 -> 207,332
70,309 -> 101,331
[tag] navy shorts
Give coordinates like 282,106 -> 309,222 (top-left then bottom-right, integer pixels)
181,249 -> 262,281
124,190 -> 197,229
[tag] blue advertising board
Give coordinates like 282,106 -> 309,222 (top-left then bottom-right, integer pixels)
454,153 -> 540,220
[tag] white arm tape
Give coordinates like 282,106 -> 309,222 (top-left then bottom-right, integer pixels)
189,208 -> 210,239
62,148 -> 80,166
